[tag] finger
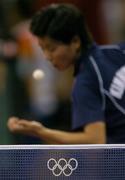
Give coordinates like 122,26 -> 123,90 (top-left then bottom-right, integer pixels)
18,120 -> 31,127
10,124 -> 36,136
7,118 -> 20,130
18,120 -> 41,127
8,117 -> 20,127
31,121 -> 42,126
8,123 -> 24,132
9,116 -> 20,120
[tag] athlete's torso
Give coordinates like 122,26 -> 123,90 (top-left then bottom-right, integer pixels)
72,43 -> 125,143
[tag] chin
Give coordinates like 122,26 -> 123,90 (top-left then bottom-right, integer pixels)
54,63 -> 70,71
58,66 -> 69,71
54,65 -> 65,71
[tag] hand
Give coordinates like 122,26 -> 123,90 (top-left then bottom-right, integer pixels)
7,117 -> 44,137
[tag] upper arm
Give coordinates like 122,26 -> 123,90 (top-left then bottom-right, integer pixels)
72,61 -> 105,130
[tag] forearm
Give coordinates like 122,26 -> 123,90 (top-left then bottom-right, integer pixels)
37,127 -> 105,144
7,117 -> 106,144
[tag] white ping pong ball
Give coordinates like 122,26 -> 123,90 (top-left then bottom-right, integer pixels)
32,69 -> 45,80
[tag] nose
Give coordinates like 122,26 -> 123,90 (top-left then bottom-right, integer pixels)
44,51 -> 57,66
44,50 -> 52,61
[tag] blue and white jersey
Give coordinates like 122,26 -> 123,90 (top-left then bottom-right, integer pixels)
72,43 -> 125,143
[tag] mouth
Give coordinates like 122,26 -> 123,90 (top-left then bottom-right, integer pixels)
55,66 -> 61,70
53,64 -> 64,71
55,65 -> 68,71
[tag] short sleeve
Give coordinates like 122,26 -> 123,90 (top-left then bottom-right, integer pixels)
72,60 -> 105,130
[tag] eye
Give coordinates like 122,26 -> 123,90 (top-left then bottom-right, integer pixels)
48,46 -> 57,52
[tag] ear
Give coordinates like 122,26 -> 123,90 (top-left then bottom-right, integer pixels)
71,36 -> 81,50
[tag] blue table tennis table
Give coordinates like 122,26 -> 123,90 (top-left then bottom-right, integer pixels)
0,144 -> 125,179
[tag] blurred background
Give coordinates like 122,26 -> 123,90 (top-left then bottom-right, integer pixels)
0,0 -> 125,144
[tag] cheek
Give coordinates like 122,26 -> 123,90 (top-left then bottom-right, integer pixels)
53,51 -> 66,63
52,47 -> 74,69
52,53 -> 68,70
58,48 -> 72,60
57,53 -> 70,66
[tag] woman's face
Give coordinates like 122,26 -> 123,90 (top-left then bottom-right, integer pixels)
38,36 -> 81,70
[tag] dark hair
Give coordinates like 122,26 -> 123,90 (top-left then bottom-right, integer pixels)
30,4 -> 92,49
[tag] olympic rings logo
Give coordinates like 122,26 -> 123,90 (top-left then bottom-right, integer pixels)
47,158 -> 78,176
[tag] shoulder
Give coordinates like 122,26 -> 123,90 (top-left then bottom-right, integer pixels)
99,43 -> 125,56
74,56 -> 100,90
